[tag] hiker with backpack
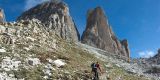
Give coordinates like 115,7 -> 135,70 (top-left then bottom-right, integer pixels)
91,61 -> 102,80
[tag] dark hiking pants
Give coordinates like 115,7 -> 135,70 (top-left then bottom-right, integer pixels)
93,69 -> 99,80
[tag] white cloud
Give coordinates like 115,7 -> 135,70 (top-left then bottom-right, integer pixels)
138,51 -> 156,58
24,0 -> 50,10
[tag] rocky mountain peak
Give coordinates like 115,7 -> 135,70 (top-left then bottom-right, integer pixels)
17,1 -> 80,41
87,6 -> 104,17
82,7 -> 130,61
93,6 -> 105,15
0,8 -> 5,23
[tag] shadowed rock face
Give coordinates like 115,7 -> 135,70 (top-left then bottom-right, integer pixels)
82,7 -> 130,61
0,8 -> 5,23
17,1 -> 80,41
121,39 -> 130,59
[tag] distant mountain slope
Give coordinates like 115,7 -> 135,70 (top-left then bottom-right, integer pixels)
147,49 -> 160,64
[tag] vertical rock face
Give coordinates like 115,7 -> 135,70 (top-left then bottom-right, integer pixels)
0,8 -> 5,23
121,39 -> 130,60
17,1 -> 80,41
82,7 -> 130,61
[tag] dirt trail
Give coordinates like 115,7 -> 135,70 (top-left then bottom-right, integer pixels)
99,72 -> 110,80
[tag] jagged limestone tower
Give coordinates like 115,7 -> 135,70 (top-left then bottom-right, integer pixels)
82,7 -> 130,61
0,8 -> 5,23
17,1 -> 80,41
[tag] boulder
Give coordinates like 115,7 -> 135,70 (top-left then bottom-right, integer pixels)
53,59 -> 66,68
27,58 -> 41,66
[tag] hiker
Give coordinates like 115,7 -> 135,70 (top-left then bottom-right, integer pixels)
91,61 -> 102,80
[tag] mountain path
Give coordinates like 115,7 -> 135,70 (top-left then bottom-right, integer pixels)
100,72 -> 108,80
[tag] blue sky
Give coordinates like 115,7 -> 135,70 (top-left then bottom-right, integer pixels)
0,0 -> 160,58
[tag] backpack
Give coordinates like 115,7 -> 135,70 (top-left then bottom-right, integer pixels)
91,63 -> 97,69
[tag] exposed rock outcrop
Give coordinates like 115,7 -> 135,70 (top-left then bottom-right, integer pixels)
147,49 -> 160,64
82,7 -> 130,61
0,8 -> 5,23
121,39 -> 130,60
17,1 -> 80,41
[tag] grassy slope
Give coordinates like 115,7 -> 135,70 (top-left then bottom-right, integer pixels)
0,37 -> 151,80
36,38 -> 150,80
0,24 -> 151,80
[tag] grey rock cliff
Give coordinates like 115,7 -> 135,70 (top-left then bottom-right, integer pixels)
82,7 -> 130,61
0,8 -> 5,23
17,1 -> 80,41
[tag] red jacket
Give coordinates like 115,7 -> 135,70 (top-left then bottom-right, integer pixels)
96,63 -> 102,72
